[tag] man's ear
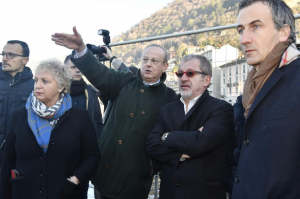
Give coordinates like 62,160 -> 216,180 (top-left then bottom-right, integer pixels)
22,57 -> 29,66
163,62 -> 169,72
204,75 -> 211,87
279,24 -> 291,42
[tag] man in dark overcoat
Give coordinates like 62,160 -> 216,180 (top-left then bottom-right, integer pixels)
146,54 -> 234,199
0,40 -> 34,171
232,0 -> 300,198
51,28 -> 177,199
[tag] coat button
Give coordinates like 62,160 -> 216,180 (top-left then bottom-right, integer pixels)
141,111 -> 145,115
244,139 -> 250,146
140,89 -> 144,93
130,113 -> 134,117
50,139 -> 55,144
39,188 -> 44,193
175,184 -> 180,189
105,165 -> 109,169
118,140 -> 123,144
235,175 -> 240,183
41,155 -> 45,160
40,171 -> 45,177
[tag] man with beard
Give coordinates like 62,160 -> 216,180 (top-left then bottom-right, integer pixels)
0,40 -> 34,171
146,54 -> 234,199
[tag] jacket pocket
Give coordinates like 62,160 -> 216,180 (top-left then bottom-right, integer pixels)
263,109 -> 290,121
10,176 -> 28,198
59,178 -> 80,199
19,95 -> 28,107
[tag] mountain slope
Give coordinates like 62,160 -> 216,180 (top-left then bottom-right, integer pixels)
112,0 -> 300,66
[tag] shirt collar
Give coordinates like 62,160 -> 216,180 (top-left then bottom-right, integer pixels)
143,79 -> 160,86
180,93 -> 202,114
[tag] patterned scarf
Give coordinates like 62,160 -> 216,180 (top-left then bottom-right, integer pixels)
26,92 -> 72,153
243,40 -> 300,118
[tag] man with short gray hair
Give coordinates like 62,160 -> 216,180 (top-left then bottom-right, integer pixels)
146,54 -> 234,199
232,0 -> 300,198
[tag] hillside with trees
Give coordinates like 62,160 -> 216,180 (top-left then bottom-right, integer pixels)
111,0 -> 300,68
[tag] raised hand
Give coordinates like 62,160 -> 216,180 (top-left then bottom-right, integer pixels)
51,26 -> 86,52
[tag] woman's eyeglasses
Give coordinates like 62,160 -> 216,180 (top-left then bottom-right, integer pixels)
175,70 -> 208,78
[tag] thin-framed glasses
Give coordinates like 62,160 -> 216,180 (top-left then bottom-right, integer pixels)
0,52 -> 26,59
175,70 -> 208,78
142,58 -> 163,65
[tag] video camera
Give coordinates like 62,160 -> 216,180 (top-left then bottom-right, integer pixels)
87,29 -> 111,62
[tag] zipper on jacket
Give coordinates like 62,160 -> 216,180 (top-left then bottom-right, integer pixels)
1,140 -> 5,149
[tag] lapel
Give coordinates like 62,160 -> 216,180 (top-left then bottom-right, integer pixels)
171,90 -> 209,129
184,89 -> 209,121
246,68 -> 283,121
171,100 -> 185,129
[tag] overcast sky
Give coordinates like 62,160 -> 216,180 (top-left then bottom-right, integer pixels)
0,0 -> 174,67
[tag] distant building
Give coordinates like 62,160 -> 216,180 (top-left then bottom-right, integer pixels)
200,44 -> 240,98
219,58 -> 251,104
165,62 -> 179,93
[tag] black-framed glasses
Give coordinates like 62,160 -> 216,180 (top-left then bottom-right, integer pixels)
175,70 -> 208,78
0,52 -> 26,59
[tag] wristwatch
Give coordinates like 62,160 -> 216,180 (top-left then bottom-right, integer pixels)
162,133 -> 170,142
110,56 -> 117,63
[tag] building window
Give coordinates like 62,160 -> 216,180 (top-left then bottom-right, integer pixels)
236,66 -> 238,74
243,74 -> 246,82
223,89 -> 225,95
223,68 -> 225,77
223,78 -> 225,85
229,87 -> 232,95
243,64 -> 245,73
236,87 -> 238,95
229,68 -> 231,76
236,76 -> 238,83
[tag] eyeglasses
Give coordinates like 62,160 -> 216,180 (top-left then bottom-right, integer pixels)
0,52 -> 26,59
142,58 -> 164,65
175,70 -> 208,78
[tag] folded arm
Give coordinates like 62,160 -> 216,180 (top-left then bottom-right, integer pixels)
164,103 -> 234,157
146,108 -> 182,169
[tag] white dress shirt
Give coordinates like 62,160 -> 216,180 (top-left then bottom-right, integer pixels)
180,94 -> 202,114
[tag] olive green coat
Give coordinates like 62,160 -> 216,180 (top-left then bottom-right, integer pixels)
71,50 -> 177,199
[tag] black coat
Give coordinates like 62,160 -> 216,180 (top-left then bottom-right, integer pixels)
0,66 -> 34,166
0,106 -> 101,199
146,90 -> 234,199
232,58 -> 300,199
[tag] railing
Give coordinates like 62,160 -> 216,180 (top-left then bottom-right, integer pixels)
108,14 -> 299,106
110,14 -> 300,47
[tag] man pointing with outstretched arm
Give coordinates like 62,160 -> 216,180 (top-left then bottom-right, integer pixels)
52,27 -> 177,199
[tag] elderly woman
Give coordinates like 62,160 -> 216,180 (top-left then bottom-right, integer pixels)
0,59 -> 101,199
